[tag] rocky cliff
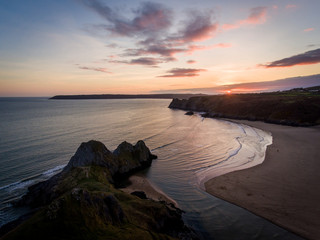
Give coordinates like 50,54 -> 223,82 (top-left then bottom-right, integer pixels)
2,140 -> 196,240
169,90 -> 320,126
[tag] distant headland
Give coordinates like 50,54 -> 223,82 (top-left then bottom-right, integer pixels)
169,86 -> 320,126
50,93 -> 206,100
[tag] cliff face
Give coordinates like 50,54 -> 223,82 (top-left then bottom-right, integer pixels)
169,93 -> 320,126
3,140 -> 195,240
64,140 -> 156,177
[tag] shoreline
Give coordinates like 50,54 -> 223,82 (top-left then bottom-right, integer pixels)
196,121 -> 272,190
205,120 -> 320,240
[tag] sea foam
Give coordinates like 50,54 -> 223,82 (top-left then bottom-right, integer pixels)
0,164 -> 66,192
195,122 -> 273,189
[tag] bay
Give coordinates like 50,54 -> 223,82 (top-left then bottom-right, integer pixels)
0,98 -> 301,239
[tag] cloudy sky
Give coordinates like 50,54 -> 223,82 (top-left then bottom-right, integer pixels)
0,0 -> 319,96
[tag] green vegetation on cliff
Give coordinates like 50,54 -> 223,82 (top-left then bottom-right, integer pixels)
1,141 -> 194,240
169,86 -> 320,126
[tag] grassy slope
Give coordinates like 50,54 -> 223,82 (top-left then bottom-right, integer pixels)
2,166 -> 186,240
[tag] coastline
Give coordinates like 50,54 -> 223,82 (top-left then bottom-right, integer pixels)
205,120 -> 320,240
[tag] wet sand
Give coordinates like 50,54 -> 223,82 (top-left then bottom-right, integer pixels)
205,120 -> 320,240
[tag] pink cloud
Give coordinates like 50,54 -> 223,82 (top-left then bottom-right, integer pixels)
222,23 -> 237,30
241,7 -> 267,24
82,2 -> 235,68
158,68 -> 206,77
83,2 -> 224,67
304,28 -> 314,32
187,44 -> 209,53
222,7 -> 267,30
182,22 -> 218,42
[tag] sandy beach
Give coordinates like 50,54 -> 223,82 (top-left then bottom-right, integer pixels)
120,175 -> 178,207
205,120 -> 320,240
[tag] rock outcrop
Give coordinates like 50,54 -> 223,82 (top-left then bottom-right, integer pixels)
18,140 -> 157,207
185,111 -> 194,116
3,140 -> 196,240
64,140 -> 156,177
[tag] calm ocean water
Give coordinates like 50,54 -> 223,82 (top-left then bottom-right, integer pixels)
0,98 -> 302,239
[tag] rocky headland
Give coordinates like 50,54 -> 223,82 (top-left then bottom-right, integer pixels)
1,140 -> 196,240
169,86 -> 320,126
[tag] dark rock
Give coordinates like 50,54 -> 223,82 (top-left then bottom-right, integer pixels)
64,140 -> 157,175
16,172 -> 63,207
185,111 -> 194,115
201,112 -> 217,118
200,112 -> 210,118
113,140 -> 157,176
63,140 -> 114,173
168,98 -> 188,109
18,140 -> 157,208
131,191 -> 147,199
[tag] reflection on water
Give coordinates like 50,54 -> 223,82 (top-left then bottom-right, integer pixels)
0,98 -> 302,239
144,113 -> 299,240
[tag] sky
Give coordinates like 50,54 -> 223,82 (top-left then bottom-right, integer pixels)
0,0 -> 320,96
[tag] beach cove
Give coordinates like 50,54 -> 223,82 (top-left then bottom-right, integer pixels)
205,120 -> 320,240
168,91 -> 320,239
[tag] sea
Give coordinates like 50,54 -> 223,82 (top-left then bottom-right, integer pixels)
0,98 -> 302,239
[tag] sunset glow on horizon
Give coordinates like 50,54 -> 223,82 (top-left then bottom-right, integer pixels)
0,0 -> 320,96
